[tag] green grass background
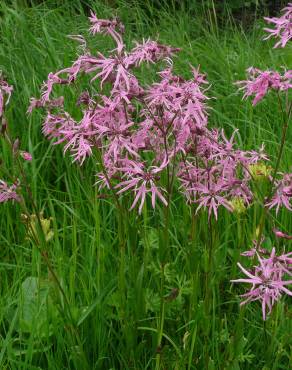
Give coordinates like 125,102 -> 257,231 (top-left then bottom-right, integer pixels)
0,0 -> 291,369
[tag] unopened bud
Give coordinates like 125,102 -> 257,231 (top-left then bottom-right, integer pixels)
273,228 -> 292,240
248,163 -> 272,180
229,197 -> 246,214
20,151 -> 32,161
1,118 -> 7,134
12,138 -> 20,154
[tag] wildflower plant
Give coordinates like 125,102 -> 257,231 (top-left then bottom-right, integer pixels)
1,4 -> 292,368
29,13 -> 268,220
25,5 -> 292,326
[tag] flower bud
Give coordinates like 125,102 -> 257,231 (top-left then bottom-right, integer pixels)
12,138 -> 20,155
248,163 -> 272,180
229,196 -> 246,214
20,151 -> 32,161
0,118 -> 7,135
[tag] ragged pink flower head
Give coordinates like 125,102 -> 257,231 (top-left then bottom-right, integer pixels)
126,39 -> 180,67
231,249 -> 292,320
240,237 -> 268,257
88,13 -> 125,35
266,173 -> 292,214
236,67 -> 292,105
270,247 -> 292,275
0,74 -> 13,118
264,3 -> 292,48
193,180 -> 234,220
115,159 -> 168,214
0,180 -> 21,203
246,143 -> 269,164
89,12 -> 125,53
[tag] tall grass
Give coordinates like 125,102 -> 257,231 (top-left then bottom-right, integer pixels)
0,1 -> 291,369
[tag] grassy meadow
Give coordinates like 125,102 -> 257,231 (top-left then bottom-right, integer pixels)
0,1 -> 291,369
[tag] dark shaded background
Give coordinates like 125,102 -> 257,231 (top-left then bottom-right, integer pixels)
2,0 -> 288,18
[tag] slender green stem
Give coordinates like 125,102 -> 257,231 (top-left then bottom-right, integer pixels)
155,117 -> 174,369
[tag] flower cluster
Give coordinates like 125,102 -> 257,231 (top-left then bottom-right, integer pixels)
237,5 -> 292,106
264,3 -> 292,48
2,5 -> 291,321
235,4 -> 292,215
30,14 -> 268,217
232,247 -> 292,320
237,67 -> 291,106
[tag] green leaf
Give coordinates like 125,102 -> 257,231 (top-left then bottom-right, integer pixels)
15,276 -> 58,338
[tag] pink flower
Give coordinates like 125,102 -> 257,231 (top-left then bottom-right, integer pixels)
42,111 -> 97,165
42,112 -> 71,139
145,66 -> 181,111
41,72 -> 69,104
246,143 -> 269,164
126,39 -> 180,66
264,3 -> 292,48
177,161 -> 201,202
78,52 -> 134,91
240,237 -> 268,257
60,110 -> 97,164
269,247 -> 292,276
146,64 -> 210,128
88,13 -> 124,53
0,180 -> 21,203
273,228 -> 292,240
231,250 -> 292,320
20,151 -> 32,161
236,67 -> 291,106
92,98 -> 139,162
27,96 -> 64,114
0,75 -> 13,117
266,173 -> 292,214
193,181 -> 234,220
115,159 -> 168,214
